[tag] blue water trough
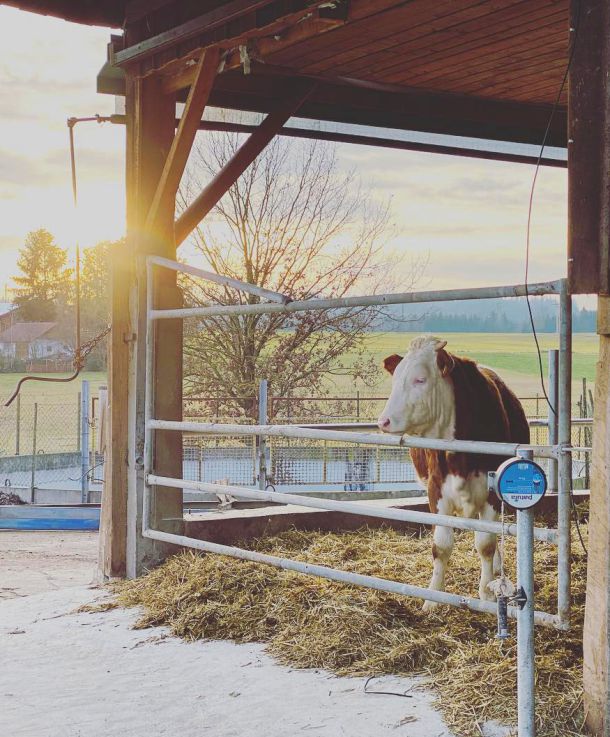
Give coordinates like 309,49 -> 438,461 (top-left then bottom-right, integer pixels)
0,504 -> 100,530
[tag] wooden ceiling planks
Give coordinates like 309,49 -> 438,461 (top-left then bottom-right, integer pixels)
264,0 -> 569,105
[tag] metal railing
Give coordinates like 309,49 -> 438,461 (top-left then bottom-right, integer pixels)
143,256 -> 572,737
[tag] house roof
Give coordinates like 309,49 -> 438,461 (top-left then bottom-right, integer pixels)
0,322 -> 57,343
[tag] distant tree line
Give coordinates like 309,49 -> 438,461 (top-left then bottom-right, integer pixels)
377,297 -> 596,333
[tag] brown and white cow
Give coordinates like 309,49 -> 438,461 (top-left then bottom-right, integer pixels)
377,336 -> 530,610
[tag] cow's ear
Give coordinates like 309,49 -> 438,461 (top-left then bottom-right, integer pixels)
383,354 -> 403,375
436,347 -> 455,377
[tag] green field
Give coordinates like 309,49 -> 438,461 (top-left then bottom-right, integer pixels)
0,333 -> 599,408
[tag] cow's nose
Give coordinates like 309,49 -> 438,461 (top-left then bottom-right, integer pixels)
378,417 -> 391,431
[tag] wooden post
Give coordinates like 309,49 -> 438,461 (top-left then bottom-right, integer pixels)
577,1 -> 610,733
584,300 -> 610,735
101,70 -> 185,579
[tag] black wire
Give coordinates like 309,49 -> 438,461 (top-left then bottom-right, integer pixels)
524,2 -> 581,417
364,675 -> 413,698
524,3 -> 588,556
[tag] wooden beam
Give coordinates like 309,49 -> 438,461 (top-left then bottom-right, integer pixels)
568,0 -> 610,294
146,46 -> 220,231
174,79 -> 315,245
115,0 -> 307,67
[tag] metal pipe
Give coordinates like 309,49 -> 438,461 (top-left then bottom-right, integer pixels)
548,350 -> 559,493
258,379 -> 268,490
80,380 -> 90,504
142,526 -> 560,628
147,419 -> 559,459
558,282 -> 572,626
147,474 -> 558,543
143,260 -> 155,533
30,402 -> 37,504
516,449 -> 536,737
15,394 -> 20,455
148,255 -> 291,304
149,280 -> 564,320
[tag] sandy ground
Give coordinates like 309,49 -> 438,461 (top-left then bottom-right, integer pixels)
0,532 -> 511,737
0,531 -> 98,599
2,586 -> 457,737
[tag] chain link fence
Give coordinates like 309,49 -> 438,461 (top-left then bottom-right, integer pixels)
0,385 -> 594,503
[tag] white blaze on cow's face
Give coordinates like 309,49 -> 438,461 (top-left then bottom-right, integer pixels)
377,336 -> 456,438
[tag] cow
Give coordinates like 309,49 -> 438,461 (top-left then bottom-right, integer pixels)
377,336 -> 530,611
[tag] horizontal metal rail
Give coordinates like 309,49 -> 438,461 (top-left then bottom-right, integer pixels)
150,279 -> 564,320
143,524 -> 560,629
148,255 -> 292,304
148,475 -> 558,544
147,419 -> 560,459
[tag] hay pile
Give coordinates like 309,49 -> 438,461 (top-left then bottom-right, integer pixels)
114,520 -> 587,737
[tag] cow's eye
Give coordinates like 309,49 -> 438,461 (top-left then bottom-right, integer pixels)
413,377 -> 427,385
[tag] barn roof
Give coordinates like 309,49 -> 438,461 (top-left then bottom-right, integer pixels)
103,0 -> 570,147
6,0 -> 570,147
0,322 -> 57,343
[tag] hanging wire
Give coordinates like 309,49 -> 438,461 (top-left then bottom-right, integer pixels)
523,2 -> 581,417
4,115 -> 113,407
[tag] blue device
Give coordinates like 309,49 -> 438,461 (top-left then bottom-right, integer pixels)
494,457 -> 547,510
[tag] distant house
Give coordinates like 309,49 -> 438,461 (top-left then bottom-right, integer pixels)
0,322 -> 72,370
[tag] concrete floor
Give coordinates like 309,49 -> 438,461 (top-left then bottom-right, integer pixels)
0,530 -> 98,599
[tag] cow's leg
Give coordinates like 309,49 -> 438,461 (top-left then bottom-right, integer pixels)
423,499 -> 454,612
493,547 -> 502,576
476,501 -> 498,602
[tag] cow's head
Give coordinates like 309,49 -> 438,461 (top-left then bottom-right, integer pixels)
377,336 -> 456,436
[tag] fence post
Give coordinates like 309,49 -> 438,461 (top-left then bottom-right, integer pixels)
516,451 -> 536,737
356,390 -> 360,419
257,379 -> 268,490
81,380 -> 90,504
30,403 -> 37,503
77,391 -> 81,452
15,394 -> 20,456
548,350 -> 559,493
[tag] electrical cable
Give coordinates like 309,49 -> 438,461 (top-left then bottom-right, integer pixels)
523,3 -> 588,555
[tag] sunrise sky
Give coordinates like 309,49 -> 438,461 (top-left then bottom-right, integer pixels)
0,5 -> 570,298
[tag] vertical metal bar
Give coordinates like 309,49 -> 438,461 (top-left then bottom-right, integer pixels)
81,380 -> 90,504
517,447 -> 536,737
30,402 -> 38,503
143,260 -> 154,533
258,379 -> 268,490
77,391 -> 81,452
547,350 -> 559,493
356,390 -> 360,419
557,281 -> 572,626
15,394 -> 20,455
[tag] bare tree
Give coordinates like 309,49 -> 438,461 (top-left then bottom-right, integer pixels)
179,127 -> 423,419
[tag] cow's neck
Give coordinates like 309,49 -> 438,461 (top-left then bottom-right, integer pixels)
425,379 -> 456,440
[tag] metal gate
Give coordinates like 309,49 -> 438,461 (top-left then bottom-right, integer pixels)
143,255 -> 573,737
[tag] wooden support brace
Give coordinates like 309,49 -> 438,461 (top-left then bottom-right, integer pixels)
174,79 -> 315,245
146,46 -> 220,231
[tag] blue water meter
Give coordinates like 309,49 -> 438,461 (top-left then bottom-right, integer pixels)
493,457 -> 547,510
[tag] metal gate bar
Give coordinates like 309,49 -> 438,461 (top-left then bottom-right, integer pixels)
143,256 -> 573,737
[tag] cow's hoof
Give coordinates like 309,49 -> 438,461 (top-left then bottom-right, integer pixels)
422,599 -> 439,613
479,588 -> 495,603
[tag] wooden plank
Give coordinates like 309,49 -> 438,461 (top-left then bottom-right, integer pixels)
146,46 -> 219,232
174,79 -> 315,246
372,9 -> 567,84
